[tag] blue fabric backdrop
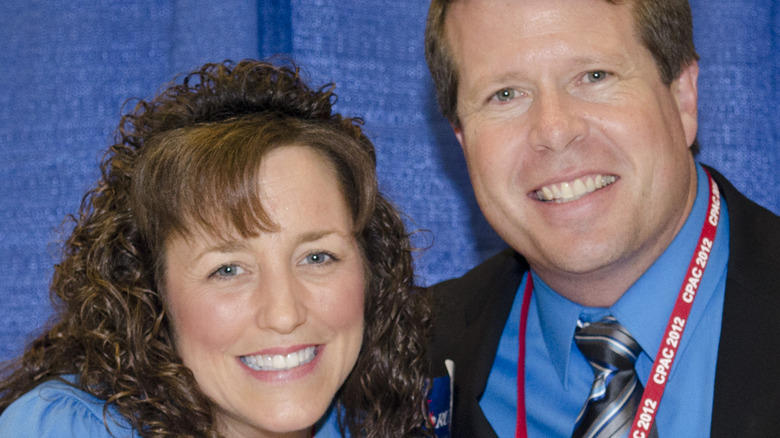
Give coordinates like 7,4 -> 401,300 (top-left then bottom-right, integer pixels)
0,1 -> 777,362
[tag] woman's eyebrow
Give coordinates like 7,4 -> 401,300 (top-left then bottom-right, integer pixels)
192,241 -> 252,262
295,230 -> 338,246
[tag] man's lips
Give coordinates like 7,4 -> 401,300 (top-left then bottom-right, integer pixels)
533,174 -> 617,203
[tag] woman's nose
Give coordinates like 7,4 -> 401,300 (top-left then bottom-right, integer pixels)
254,271 -> 307,334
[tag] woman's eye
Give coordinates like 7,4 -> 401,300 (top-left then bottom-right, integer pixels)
302,252 -> 336,265
584,70 -> 610,83
493,88 -> 516,102
210,264 -> 244,278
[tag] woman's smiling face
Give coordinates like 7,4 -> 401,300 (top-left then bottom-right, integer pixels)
164,145 -> 365,437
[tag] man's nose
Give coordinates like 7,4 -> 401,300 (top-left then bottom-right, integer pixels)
527,88 -> 588,153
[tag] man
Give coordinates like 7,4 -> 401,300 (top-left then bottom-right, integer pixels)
424,0 -> 780,436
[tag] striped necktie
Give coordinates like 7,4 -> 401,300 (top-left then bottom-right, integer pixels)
572,316 -> 658,438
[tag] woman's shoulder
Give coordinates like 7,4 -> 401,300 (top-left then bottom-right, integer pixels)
0,374 -> 139,437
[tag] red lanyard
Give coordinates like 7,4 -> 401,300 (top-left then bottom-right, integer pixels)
515,270 -> 534,438
515,170 -> 721,438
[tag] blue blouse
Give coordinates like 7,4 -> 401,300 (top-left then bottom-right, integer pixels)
0,375 -> 139,437
0,374 -> 364,437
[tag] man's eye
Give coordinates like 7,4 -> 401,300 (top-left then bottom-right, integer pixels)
494,88 -> 516,102
585,70 -> 610,83
211,264 -> 244,278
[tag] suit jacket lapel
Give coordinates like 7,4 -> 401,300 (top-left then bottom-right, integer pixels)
460,249 -> 528,437
464,250 -> 528,397
707,167 -> 780,436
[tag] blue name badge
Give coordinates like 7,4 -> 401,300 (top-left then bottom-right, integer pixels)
427,359 -> 454,437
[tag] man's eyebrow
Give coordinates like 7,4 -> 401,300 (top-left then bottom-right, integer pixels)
569,53 -> 627,68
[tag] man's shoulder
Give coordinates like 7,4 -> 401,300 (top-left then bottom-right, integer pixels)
706,165 -> 779,229
430,247 -> 527,297
705,166 -> 780,436
428,248 -> 527,337
708,165 -> 780,290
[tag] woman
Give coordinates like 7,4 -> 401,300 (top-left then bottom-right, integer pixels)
0,60 -> 431,437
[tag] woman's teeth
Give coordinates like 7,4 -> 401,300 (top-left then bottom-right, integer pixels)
535,175 -> 617,203
241,346 -> 317,371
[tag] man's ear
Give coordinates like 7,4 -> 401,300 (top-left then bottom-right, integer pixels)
673,61 -> 699,148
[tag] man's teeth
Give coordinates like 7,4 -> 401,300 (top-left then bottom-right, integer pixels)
535,175 -> 617,203
241,346 -> 317,371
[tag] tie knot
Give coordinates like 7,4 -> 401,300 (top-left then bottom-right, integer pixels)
575,316 -> 641,371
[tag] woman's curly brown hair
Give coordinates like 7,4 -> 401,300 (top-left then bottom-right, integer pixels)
0,59 -> 432,437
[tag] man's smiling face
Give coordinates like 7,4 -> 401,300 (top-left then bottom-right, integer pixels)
446,0 -> 699,304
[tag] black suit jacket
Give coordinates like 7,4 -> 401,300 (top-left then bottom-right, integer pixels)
430,167 -> 780,437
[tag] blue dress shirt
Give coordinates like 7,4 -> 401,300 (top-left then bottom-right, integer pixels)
480,163 -> 730,437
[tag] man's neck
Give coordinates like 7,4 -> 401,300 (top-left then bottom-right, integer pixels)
529,225 -> 685,307
530,265 -> 639,308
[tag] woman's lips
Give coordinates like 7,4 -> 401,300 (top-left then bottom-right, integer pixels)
240,345 -> 318,371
